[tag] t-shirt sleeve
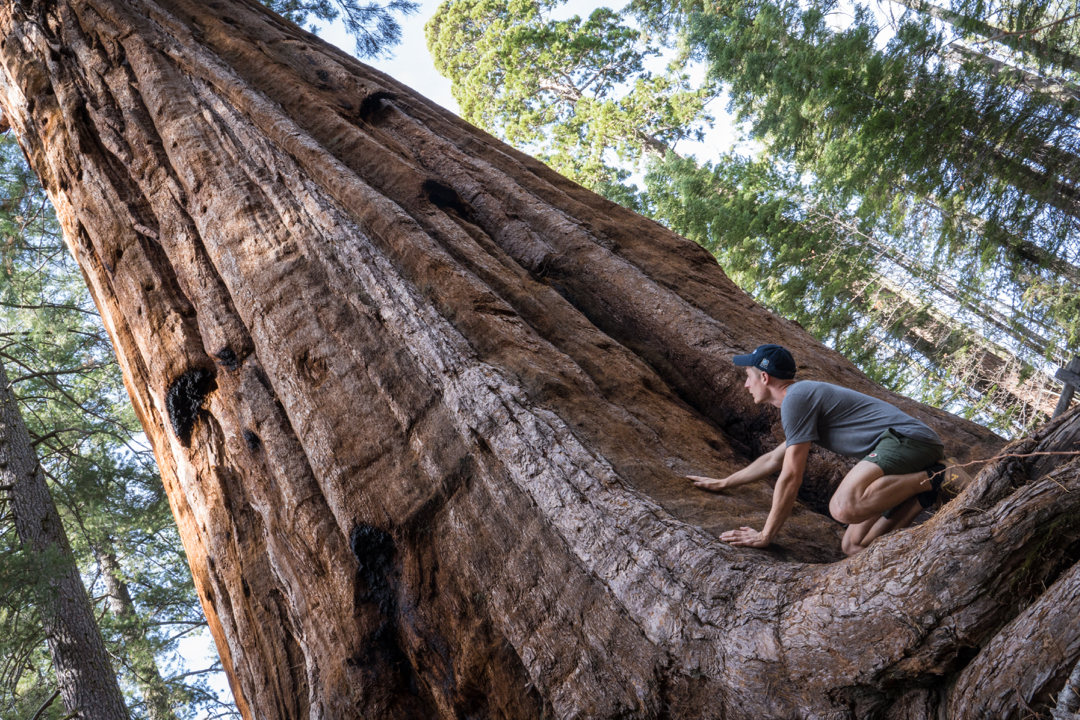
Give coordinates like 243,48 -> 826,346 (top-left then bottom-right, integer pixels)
781,386 -> 819,446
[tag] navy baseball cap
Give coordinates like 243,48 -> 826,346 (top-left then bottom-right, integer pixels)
733,344 -> 797,379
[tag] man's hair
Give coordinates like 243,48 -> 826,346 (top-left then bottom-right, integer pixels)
748,366 -> 795,387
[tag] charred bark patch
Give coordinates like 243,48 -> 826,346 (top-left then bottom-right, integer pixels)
166,368 -> 215,445
530,253 -> 590,314
214,347 -> 239,371
422,179 -> 473,221
242,429 -> 261,451
357,91 -> 396,124
351,524 -> 397,615
348,524 -> 421,697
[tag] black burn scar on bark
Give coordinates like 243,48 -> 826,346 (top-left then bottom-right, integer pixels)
351,524 -> 396,614
423,179 -> 474,221
357,91 -> 396,123
240,431 -> 261,453
242,429 -> 261,451
348,524 -> 419,693
214,347 -> 239,371
166,369 -> 215,446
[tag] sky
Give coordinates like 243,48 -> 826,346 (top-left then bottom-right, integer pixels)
315,0 -> 749,163
320,0 -> 461,113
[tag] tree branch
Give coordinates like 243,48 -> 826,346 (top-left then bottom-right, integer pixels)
0,300 -> 99,316
30,428 -> 85,447
1054,656 -> 1080,718
975,12 -> 1080,44
30,689 -> 61,720
166,663 -> 224,683
11,364 -> 111,384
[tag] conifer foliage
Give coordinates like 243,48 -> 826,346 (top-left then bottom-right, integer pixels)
428,0 -> 1080,435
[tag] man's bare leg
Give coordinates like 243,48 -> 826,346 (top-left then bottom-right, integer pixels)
829,461 -> 934,525
841,496 -> 924,556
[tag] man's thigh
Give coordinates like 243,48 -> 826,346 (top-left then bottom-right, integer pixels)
829,461 -> 886,523
835,460 -> 886,495
863,429 -> 944,476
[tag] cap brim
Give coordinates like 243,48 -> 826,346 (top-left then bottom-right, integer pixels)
732,354 -> 755,366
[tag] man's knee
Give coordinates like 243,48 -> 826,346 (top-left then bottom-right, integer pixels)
841,536 -> 864,556
830,495 -> 861,525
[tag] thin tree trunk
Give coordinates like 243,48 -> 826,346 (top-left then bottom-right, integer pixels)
888,0 -> 1080,74
95,541 -> 179,720
4,1 -> 1079,718
857,275 -> 1059,421
799,207 -> 1062,420
1,360 -> 129,720
944,42 -> 1080,110
914,191 -> 1080,288
957,133 -> 1080,219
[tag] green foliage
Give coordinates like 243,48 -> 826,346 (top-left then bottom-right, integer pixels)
262,0 -> 420,58
427,0 -> 717,187
667,0 -> 1080,358
680,0 -> 1080,247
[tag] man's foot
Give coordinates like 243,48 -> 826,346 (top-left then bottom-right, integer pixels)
917,462 -> 948,508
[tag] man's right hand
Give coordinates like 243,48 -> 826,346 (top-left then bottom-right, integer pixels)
687,475 -> 731,491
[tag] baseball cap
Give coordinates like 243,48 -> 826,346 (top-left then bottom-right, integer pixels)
732,344 -> 797,379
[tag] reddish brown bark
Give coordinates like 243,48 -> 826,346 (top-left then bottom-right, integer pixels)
1,0 -> 1076,718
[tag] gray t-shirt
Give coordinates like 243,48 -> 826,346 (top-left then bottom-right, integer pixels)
780,381 -> 942,458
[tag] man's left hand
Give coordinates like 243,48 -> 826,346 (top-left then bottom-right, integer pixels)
720,526 -> 771,548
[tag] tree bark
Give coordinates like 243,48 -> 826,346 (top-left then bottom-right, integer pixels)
2,1 -> 1076,718
95,540 -> 179,720
1,359 -> 129,720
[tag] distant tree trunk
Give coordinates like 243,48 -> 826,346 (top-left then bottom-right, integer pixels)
95,540 -> 179,720
944,43 -> 1080,110
0,360 -> 129,720
2,1 -> 1078,718
888,0 -> 1080,74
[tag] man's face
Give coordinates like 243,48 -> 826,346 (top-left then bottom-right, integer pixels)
744,367 -> 766,404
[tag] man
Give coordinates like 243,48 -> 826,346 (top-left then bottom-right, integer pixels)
689,344 -> 949,555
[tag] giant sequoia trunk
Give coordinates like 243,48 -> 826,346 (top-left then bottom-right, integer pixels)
1,1 -> 1077,717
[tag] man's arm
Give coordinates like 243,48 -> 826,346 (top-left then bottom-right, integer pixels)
687,442 -> 787,491
721,442 -> 811,548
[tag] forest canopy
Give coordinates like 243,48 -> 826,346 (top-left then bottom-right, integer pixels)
427,0 -> 1080,436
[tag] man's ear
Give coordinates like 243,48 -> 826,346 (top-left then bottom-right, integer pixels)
760,371 -> 772,385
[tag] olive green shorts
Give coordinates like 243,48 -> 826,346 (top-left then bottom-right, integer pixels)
862,429 -> 944,476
